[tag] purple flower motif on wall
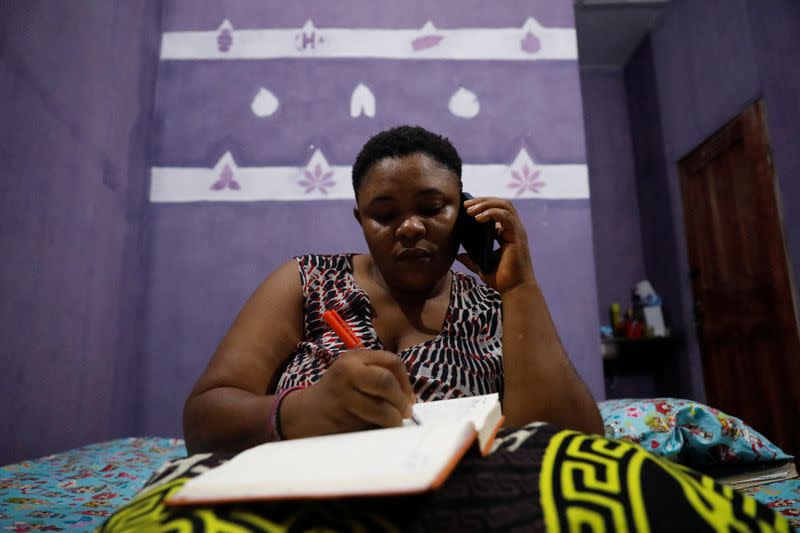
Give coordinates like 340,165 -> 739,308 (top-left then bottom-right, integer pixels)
217,20 -> 234,53
299,164 -> 335,195
508,164 -> 544,196
210,164 -> 240,191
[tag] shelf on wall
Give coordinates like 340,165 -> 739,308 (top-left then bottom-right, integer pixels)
601,336 -> 675,360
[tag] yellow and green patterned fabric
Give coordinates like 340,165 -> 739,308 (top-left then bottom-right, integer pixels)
540,430 -> 790,532
100,425 -> 791,532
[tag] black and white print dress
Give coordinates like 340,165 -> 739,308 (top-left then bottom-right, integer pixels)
275,253 -> 504,401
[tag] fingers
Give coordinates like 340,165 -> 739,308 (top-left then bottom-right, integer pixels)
345,388 -> 407,428
323,350 -> 414,429
474,207 -> 514,225
463,196 -> 518,215
463,197 -> 526,242
356,350 -> 415,401
351,363 -> 413,420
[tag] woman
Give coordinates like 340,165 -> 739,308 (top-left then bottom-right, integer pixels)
183,126 -> 602,454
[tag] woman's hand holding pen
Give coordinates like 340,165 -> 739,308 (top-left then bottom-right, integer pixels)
279,349 -> 415,439
457,197 -> 537,294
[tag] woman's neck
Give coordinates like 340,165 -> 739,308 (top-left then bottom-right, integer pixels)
367,256 -> 451,307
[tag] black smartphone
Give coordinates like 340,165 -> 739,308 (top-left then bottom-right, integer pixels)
457,192 -> 499,273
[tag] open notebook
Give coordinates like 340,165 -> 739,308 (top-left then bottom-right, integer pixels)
166,393 -> 503,505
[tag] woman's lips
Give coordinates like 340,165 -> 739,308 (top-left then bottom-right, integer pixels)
396,248 -> 432,262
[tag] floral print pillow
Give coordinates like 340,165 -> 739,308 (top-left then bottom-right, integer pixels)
599,398 -> 793,465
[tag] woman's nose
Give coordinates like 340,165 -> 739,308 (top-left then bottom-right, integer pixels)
396,215 -> 426,240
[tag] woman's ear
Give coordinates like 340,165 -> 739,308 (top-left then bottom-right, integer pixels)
353,207 -> 363,227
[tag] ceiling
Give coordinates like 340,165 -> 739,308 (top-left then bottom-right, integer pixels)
574,0 -> 668,67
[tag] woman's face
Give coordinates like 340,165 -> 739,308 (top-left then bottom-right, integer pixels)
355,153 -> 461,293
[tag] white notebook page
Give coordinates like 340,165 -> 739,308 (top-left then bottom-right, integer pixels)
174,421 -> 474,500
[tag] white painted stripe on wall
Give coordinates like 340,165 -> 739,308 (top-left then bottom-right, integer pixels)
462,164 -> 589,200
149,161 -> 589,203
160,19 -> 577,61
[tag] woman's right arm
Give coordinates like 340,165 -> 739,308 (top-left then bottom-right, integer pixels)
183,258 -> 415,455
183,259 -> 305,454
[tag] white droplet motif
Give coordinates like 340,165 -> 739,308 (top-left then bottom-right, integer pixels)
448,87 -> 480,119
251,87 -> 279,117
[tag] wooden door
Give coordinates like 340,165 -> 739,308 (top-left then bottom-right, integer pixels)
679,101 -> 800,458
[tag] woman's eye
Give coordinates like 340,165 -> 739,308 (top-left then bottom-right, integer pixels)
372,211 -> 395,223
419,205 -> 445,216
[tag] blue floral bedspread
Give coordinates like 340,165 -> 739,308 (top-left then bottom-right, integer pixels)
744,479 -> 800,531
0,437 -> 185,532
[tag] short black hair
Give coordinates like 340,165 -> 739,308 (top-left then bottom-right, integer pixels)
352,125 -> 462,195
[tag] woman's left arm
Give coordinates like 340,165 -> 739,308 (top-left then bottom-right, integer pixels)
457,197 -> 604,434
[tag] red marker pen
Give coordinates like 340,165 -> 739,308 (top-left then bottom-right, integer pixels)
322,310 -> 364,349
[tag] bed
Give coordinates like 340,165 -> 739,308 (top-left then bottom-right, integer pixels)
0,438 -> 185,531
2,400 -> 797,532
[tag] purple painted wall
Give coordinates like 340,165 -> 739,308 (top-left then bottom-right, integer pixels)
624,36 -> 695,398
579,68 -> 646,322
142,0 -> 605,437
747,0 -> 800,293
159,0 -> 577,32
0,0 -> 608,460
623,0 -> 799,400
579,67 -> 658,399
0,2 -> 160,464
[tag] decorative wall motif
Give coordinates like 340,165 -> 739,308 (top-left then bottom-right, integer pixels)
509,148 -> 545,196
210,163 -> 240,191
216,20 -> 234,52
412,22 -> 445,52
160,17 -> 576,61
250,87 -> 279,117
448,87 -> 481,119
299,150 -> 336,195
520,17 -> 543,54
150,148 -> 588,202
295,20 -> 324,51
349,83 -> 376,118
151,15 -> 587,204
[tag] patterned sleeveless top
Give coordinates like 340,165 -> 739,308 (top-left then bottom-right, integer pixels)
275,253 -> 504,402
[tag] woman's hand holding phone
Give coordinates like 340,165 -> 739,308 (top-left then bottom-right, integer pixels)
457,196 -> 537,294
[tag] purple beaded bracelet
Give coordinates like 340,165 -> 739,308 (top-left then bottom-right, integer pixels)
269,386 -> 305,441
